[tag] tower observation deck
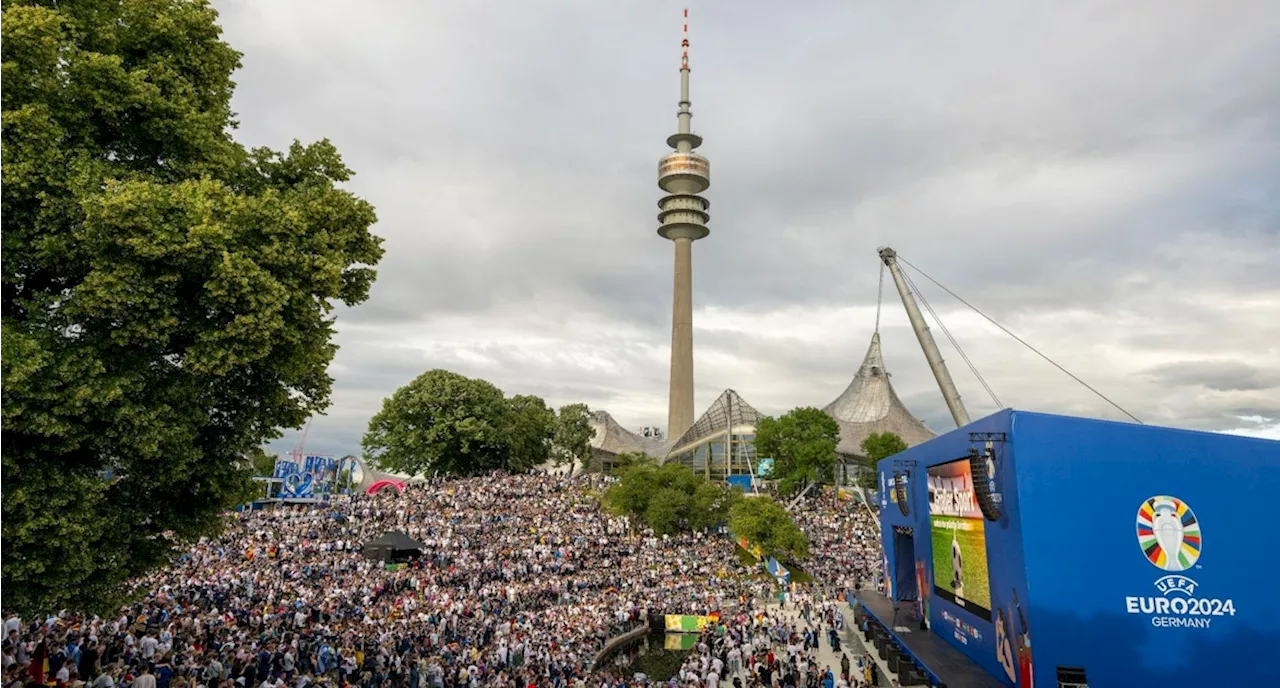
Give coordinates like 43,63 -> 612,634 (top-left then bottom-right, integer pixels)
659,9 -> 710,441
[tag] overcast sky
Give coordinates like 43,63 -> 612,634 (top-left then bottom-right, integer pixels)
211,0 -> 1280,458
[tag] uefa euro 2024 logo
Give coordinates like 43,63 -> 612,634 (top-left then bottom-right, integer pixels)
1137,495 -> 1200,571
1125,496 -> 1235,628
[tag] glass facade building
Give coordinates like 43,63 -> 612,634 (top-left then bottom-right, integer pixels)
665,389 -> 763,481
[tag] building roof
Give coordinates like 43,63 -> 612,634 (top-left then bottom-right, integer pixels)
824,333 -> 937,456
668,388 -> 765,454
589,410 -> 671,457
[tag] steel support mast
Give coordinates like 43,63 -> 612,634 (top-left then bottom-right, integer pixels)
878,247 -> 971,427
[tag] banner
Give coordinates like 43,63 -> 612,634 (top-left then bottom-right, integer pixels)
767,557 -> 791,585
274,455 -> 342,499
729,531 -> 765,560
663,613 -> 719,633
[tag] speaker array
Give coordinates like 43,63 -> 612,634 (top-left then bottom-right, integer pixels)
893,470 -> 910,516
968,448 -> 1002,521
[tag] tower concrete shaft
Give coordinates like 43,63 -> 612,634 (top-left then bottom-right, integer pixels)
668,238 -> 695,437
658,9 -> 710,440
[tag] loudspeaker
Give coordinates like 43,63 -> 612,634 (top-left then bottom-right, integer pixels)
902,666 -> 928,686
1056,666 -> 1088,688
968,449 -> 1002,521
894,470 -> 910,516
887,650 -> 902,673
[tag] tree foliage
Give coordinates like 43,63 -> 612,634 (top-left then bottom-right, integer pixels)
1,0 -> 383,615
728,495 -> 810,561
362,370 -> 589,477
505,394 -> 557,473
245,446 -> 280,477
553,402 -> 595,474
364,370 -> 514,476
603,463 -> 740,535
753,407 -> 840,496
608,451 -> 657,476
858,431 -> 908,488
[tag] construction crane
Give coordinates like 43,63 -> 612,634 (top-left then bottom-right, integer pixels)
289,416 -> 315,465
879,247 -> 971,428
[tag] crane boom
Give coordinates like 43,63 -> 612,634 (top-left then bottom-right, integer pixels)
878,247 -> 971,428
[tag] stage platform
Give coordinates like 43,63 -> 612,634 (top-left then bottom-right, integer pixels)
854,592 -> 1005,688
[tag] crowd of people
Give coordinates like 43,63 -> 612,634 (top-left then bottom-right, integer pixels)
663,592 -> 887,688
787,489 -> 883,597
2,472 -> 888,688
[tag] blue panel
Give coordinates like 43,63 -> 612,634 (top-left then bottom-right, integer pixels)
725,475 -> 753,491
878,410 -> 1027,686
1011,411 -> 1280,687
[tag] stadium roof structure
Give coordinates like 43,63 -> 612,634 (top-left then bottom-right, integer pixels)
667,388 -> 764,456
824,333 -> 936,456
589,410 -> 671,458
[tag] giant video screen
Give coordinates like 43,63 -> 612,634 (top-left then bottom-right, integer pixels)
928,457 -> 993,621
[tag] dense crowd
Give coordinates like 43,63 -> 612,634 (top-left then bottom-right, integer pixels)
2,473 -> 885,688
662,592 -> 885,688
787,489 -> 883,596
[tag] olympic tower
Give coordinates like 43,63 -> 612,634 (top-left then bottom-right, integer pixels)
657,9 -> 710,440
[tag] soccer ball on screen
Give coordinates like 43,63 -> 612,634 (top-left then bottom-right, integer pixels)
950,532 -> 964,597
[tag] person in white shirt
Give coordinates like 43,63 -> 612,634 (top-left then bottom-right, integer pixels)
91,668 -> 115,688
140,635 -> 158,660
133,666 -> 157,688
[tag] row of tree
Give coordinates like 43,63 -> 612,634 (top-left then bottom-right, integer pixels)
362,369 -> 597,476
359,379 -> 911,491
754,406 -> 909,494
602,462 -> 810,561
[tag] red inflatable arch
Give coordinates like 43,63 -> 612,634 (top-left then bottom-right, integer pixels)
366,479 -> 406,495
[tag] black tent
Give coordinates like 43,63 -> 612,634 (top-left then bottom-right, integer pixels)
362,530 -> 425,563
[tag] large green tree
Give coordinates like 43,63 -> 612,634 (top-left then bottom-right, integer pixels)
728,495 -> 810,561
362,369 -> 584,476
363,370 -> 514,476
505,394 -> 557,472
753,407 -> 840,497
553,402 -> 595,475
245,447 -> 280,477
607,450 -> 657,476
858,431 -> 908,488
603,463 -> 740,535
1,0 -> 383,615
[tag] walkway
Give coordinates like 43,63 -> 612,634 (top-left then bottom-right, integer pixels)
742,599 -> 902,686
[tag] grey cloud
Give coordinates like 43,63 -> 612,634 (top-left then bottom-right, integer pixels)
225,1 -> 1280,458
1144,361 -> 1280,392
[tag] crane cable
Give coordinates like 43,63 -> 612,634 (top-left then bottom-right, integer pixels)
874,261 -> 885,335
901,266 -> 1004,410
896,255 -> 1144,424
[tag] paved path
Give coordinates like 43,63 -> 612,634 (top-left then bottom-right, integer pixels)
747,600 -> 901,687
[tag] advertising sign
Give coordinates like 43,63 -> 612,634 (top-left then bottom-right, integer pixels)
664,614 -> 718,633
273,454 -> 343,499
1123,495 -> 1234,629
